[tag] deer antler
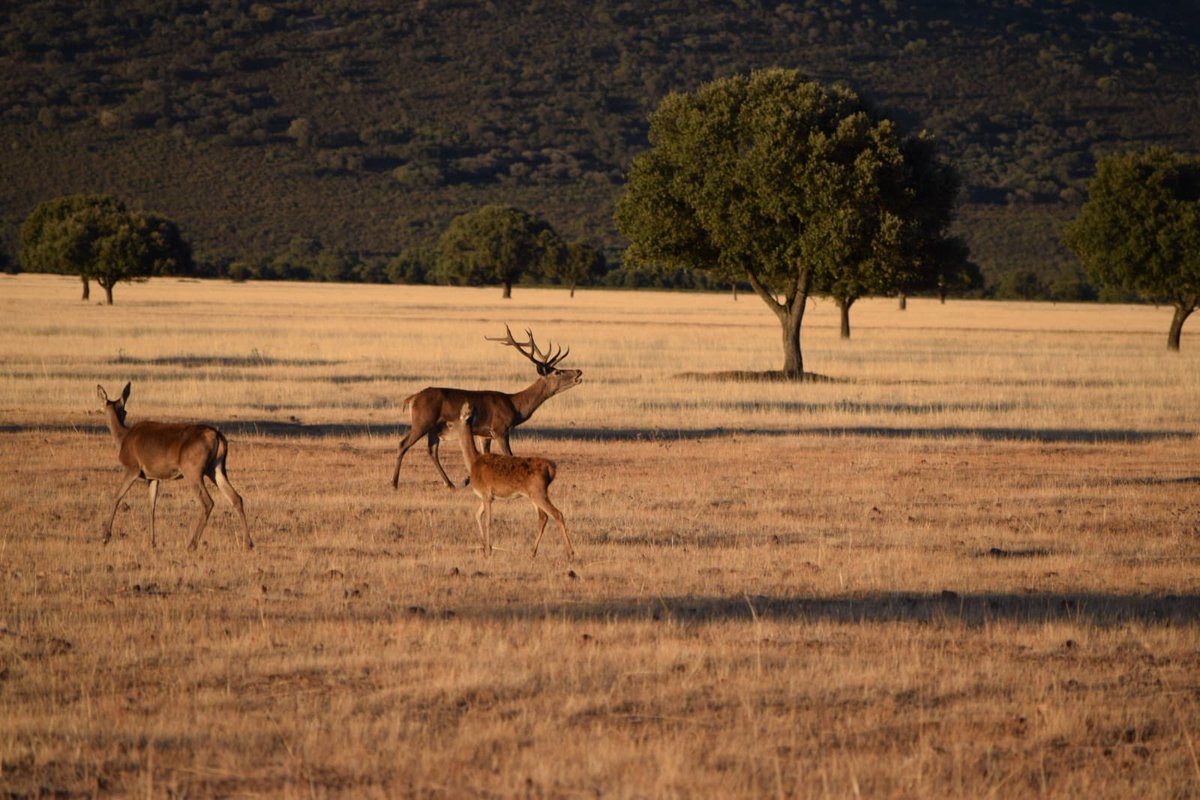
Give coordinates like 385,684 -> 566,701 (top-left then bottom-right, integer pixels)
529,332 -> 570,370
486,325 -> 569,374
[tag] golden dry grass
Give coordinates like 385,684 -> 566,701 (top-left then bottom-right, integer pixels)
1,273 -> 1198,798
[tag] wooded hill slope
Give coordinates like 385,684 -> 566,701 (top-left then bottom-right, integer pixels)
2,0 -> 1198,292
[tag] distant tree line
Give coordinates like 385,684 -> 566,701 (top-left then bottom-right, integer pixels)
13,72 -> 1197,353
3,0 -> 1197,291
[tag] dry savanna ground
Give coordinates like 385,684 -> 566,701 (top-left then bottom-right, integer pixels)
1,273 -> 1198,798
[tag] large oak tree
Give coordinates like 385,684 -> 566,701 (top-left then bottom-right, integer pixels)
616,68 -> 966,375
1064,147 -> 1200,351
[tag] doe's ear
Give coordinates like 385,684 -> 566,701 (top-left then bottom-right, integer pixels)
121,382 -> 131,403
97,385 -> 108,402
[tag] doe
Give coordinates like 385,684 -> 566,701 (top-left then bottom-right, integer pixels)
451,401 -> 574,560
98,382 -> 252,550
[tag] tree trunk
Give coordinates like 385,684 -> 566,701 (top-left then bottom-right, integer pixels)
898,293 -> 907,311
780,303 -> 804,377
80,275 -> 90,301
732,283 -> 739,301
838,299 -> 852,339
745,265 -> 808,378
569,282 -> 576,298
1167,301 -> 1195,351
103,282 -> 114,305
502,281 -> 512,299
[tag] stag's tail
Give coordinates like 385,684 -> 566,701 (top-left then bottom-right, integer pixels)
401,392 -> 419,411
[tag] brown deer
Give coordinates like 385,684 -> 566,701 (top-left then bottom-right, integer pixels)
98,383 -> 252,550
391,325 -> 582,488
450,401 -> 574,560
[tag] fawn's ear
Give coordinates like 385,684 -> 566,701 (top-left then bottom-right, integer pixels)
121,382 -> 131,403
97,385 -> 108,402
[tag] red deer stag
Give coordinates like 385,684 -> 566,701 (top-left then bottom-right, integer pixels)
98,383 -> 252,550
450,401 -> 574,560
391,325 -> 582,488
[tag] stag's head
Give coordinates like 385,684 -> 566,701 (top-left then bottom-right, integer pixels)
487,325 -> 583,394
97,382 -> 131,425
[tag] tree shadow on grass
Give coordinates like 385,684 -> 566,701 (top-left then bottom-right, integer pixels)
449,591 -> 1200,628
674,370 -> 840,382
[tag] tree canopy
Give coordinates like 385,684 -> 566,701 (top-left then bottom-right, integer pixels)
435,204 -> 564,298
615,68 -> 966,375
19,194 -> 192,303
1064,147 -> 1200,350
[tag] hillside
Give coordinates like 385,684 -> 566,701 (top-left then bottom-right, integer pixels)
2,0 -> 1199,293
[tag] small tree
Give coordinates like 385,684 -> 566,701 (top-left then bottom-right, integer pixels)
435,204 -> 564,298
1064,148 -> 1200,350
556,242 -> 608,297
19,194 -> 192,304
616,68 -> 964,376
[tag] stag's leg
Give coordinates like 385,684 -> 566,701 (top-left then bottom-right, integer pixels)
147,479 -> 160,549
529,488 -> 573,560
426,432 -> 456,488
214,465 -> 253,550
392,424 -> 432,489
495,432 -> 513,456
104,469 -> 141,545
187,478 -> 215,551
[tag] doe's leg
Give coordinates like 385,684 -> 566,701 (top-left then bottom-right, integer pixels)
529,488 -> 573,561
147,479 -> 160,549
104,469 -> 141,545
531,507 -> 549,559
187,478 -> 215,551
474,498 -> 493,557
214,466 -> 252,550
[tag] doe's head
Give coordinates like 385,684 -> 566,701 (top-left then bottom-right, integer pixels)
97,382 -> 131,424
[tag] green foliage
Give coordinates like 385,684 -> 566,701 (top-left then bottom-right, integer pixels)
386,247 -> 435,285
19,194 -> 192,303
991,268 -> 1047,301
435,204 -> 564,297
1,0 -> 1198,294
1064,147 -> 1200,347
1064,148 -> 1200,303
19,194 -> 126,276
616,69 -> 964,372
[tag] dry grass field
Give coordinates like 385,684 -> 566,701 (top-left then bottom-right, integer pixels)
1,273 -> 1198,798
